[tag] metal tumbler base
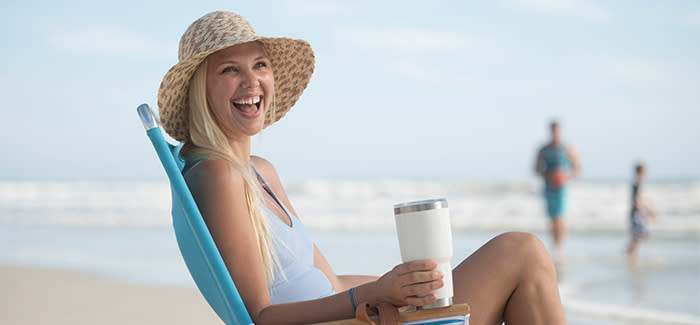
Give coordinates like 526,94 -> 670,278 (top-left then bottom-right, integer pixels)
417,297 -> 453,310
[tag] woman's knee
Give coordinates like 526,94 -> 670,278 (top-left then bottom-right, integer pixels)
492,232 -> 550,264
492,231 -> 543,247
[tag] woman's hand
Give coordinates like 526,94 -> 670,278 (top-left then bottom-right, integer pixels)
358,260 -> 444,307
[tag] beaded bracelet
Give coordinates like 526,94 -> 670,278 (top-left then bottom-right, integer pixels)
348,287 -> 357,312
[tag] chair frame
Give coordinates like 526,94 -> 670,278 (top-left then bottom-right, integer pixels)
139,104 -> 252,324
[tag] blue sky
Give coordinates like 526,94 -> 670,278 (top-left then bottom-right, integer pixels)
1,0 -> 698,182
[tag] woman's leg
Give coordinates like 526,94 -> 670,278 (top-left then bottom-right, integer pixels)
452,232 -> 566,325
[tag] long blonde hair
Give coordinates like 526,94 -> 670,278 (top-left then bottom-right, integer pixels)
181,58 -> 281,283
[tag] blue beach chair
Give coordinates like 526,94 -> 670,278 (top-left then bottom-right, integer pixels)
137,103 -> 469,324
138,104 -> 252,325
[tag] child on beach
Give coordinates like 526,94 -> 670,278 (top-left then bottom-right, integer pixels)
157,10 -> 566,324
626,163 -> 657,261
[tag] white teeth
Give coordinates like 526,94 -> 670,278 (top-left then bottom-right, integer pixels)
233,96 -> 261,105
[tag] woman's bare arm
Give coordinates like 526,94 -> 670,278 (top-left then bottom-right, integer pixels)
255,260 -> 441,324
186,160 -> 274,319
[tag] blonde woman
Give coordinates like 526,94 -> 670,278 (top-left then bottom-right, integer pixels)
158,11 -> 567,325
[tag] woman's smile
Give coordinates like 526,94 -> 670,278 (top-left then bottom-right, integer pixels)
233,95 -> 263,119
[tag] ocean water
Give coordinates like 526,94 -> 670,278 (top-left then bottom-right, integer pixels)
1,180 -> 699,324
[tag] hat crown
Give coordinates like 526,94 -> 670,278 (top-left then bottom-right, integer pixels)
178,11 -> 260,62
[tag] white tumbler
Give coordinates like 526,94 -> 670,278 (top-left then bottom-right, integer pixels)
393,198 -> 454,309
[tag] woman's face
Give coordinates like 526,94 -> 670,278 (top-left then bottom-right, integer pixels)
206,41 -> 274,139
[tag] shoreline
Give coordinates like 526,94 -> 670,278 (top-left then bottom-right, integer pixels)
0,265 -> 222,325
2,226 -> 698,325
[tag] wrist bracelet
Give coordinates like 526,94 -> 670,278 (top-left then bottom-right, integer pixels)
348,287 -> 357,312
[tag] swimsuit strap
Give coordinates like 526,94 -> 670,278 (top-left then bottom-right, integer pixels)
250,164 -> 294,221
181,159 -> 204,176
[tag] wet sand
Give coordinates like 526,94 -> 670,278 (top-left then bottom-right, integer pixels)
0,265 -> 222,325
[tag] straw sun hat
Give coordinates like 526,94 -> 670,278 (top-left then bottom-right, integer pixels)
158,11 -> 315,142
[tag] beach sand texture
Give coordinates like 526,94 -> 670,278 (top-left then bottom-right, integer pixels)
1,266 -> 221,325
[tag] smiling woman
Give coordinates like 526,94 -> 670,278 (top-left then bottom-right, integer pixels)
155,10 -> 566,325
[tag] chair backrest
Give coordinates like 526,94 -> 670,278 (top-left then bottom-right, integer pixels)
137,104 -> 253,325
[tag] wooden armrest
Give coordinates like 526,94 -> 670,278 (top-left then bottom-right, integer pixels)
313,303 -> 470,324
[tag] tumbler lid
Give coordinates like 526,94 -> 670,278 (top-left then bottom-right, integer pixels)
394,198 -> 448,215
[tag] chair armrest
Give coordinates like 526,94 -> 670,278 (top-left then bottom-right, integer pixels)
313,303 -> 470,324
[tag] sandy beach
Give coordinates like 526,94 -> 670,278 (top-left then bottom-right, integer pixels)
1,265 -> 222,325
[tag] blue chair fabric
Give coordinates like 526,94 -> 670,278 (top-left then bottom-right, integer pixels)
138,104 -> 252,325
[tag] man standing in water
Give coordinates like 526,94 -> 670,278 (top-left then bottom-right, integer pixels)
534,120 -> 581,261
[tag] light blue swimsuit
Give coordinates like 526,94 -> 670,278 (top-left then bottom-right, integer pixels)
252,166 -> 337,304
183,160 -> 336,304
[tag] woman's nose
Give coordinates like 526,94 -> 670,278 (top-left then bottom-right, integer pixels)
240,69 -> 260,89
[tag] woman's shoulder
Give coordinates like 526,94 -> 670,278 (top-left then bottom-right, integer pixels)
250,155 -> 279,175
250,155 -> 284,185
188,158 -> 236,175
185,159 -> 246,191
250,155 -> 273,168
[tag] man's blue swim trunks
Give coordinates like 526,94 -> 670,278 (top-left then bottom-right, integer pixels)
539,144 -> 571,219
545,188 -> 567,219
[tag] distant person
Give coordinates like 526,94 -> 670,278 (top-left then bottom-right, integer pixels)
626,163 -> 657,261
534,120 -> 581,260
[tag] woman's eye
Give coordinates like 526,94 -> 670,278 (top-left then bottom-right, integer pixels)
255,61 -> 268,69
222,66 -> 238,74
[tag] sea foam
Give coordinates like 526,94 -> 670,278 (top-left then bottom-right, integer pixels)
1,180 -> 698,236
